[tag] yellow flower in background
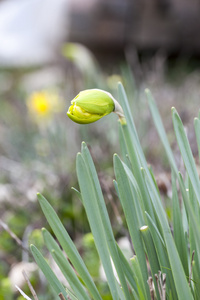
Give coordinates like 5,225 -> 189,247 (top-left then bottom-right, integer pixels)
27,90 -> 63,122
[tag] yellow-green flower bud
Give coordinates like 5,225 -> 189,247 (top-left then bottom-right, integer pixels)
67,89 -> 124,124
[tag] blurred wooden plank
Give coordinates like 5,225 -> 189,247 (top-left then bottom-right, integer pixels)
68,0 -> 200,54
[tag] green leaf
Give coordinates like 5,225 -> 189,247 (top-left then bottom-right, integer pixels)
140,225 -> 161,300
145,212 -> 177,298
118,122 -> 129,162
194,117 -> 200,164
130,256 -> 147,300
30,244 -> 68,299
121,162 -> 146,224
119,122 -> 155,221
172,108 -> 200,206
172,171 -> 189,276
192,260 -> 200,298
80,142 -> 132,300
146,89 -> 177,174
145,212 -> 165,247
115,243 -> 138,297
37,193 -> 102,300
114,154 -> 150,300
178,173 -> 200,258
142,169 -> 193,300
42,228 -> 90,300
118,82 -> 139,142
76,152 -> 118,300
71,187 -> 83,203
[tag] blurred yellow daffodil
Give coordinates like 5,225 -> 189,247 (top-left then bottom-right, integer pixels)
27,90 -> 63,122
67,89 -> 124,124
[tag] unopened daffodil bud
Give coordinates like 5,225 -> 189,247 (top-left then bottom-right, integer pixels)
67,89 -> 124,124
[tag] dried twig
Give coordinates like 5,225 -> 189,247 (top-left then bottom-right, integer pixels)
15,285 -> 32,300
162,273 -> 166,300
189,250 -> 195,287
0,218 -> 30,254
147,276 -> 155,300
59,293 -> 67,300
22,270 -> 39,300
155,273 -> 162,299
155,271 -> 166,300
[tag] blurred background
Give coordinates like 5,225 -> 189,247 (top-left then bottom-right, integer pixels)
0,0 -> 200,299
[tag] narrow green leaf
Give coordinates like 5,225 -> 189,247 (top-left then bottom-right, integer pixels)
118,82 -> 139,143
115,280 -> 126,300
118,82 -> 151,174
118,84 -> 157,219
189,220 -> 200,287
121,162 -> 145,224
194,117 -> 200,167
71,187 -> 83,203
65,289 -> 78,300
172,171 -> 189,276
188,179 -> 200,219
114,154 -> 150,300
42,228 -> 90,300
146,89 -> 178,174
145,212 -> 177,298
76,153 -> 118,300
120,85 -> 193,298
37,193 -> 102,300
146,90 -> 199,297
30,245 -> 68,299
146,88 -> 197,227
118,122 -> 129,163
172,108 -> 200,205
142,170 -> 193,300
145,212 -> 165,247
80,142 -> 131,300
53,250 -> 89,300
140,225 -> 161,300
178,173 -> 200,257
115,243 -> 138,295
119,122 -> 156,221
192,260 -> 200,299
130,256 -> 147,300
181,191 -> 189,234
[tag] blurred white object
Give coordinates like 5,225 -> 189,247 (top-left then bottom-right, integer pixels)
0,0 -> 69,66
99,237 -> 133,282
9,262 -> 37,290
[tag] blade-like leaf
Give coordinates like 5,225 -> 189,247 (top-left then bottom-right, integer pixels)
115,243 -> 138,296
130,256 -> 147,300
172,171 -> 189,276
76,153 -> 118,300
145,212 -> 177,298
42,228 -> 90,300
37,193 -> 102,300
140,225 -> 161,300
80,142 -> 131,300
172,108 -> 200,205
194,117 -> 200,166
146,89 -> 178,174
142,169 -> 193,300
30,245 -> 68,299
114,154 -> 150,300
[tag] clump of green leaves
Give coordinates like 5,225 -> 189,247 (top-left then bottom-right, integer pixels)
30,83 -> 200,299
